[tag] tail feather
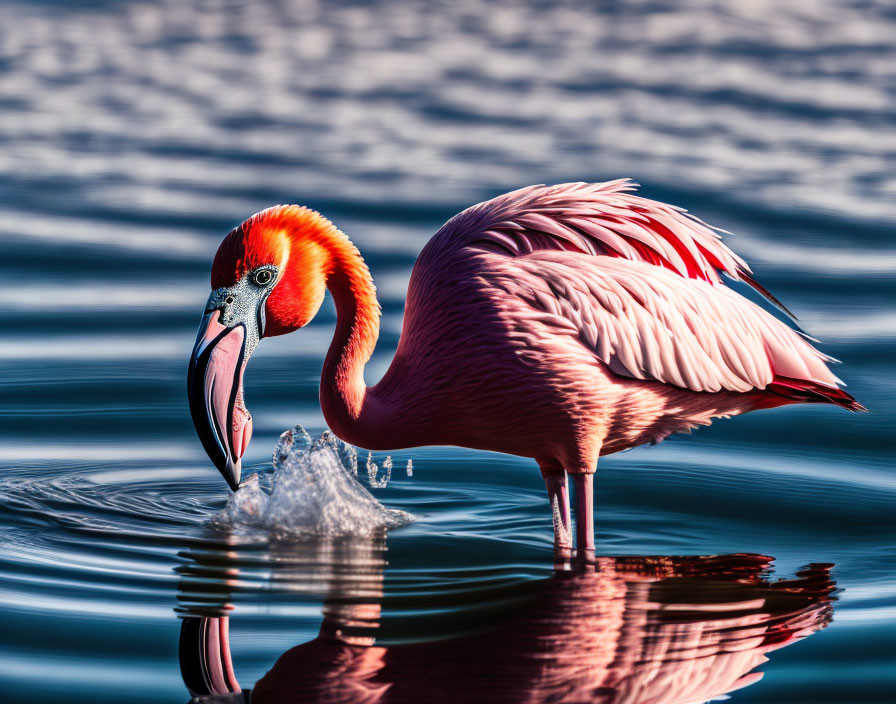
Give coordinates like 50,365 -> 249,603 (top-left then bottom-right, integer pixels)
765,376 -> 866,412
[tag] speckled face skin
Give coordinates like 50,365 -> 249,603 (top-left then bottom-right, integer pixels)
204,264 -> 279,358
188,264 -> 280,490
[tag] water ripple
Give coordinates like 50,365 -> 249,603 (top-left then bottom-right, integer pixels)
0,0 -> 892,701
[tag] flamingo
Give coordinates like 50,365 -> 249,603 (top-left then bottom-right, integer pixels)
188,180 -> 863,554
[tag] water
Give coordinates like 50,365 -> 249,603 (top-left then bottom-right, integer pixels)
212,426 -> 412,538
0,0 -> 893,701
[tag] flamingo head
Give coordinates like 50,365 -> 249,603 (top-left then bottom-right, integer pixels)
188,206 -> 332,490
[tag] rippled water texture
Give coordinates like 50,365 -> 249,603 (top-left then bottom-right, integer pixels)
0,1 -> 893,702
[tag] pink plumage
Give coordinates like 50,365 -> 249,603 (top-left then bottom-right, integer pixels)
192,179 -> 864,555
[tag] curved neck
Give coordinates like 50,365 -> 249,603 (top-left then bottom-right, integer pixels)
319,239 -> 384,447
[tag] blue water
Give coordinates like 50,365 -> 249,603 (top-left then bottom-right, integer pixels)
0,0 -> 894,702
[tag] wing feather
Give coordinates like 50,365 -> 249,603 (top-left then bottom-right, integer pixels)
422,180 -> 807,322
487,252 -> 842,395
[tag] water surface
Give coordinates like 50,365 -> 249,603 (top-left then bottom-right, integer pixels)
0,1 -> 893,702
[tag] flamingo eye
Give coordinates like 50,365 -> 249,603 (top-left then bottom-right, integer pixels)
252,269 -> 274,286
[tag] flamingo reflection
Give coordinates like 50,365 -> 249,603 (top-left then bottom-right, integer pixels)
178,547 -> 834,704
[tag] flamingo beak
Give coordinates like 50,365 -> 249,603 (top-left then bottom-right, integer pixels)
188,310 -> 254,491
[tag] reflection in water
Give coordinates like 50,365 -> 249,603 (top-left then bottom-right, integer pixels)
178,541 -> 834,704
178,535 -> 388,700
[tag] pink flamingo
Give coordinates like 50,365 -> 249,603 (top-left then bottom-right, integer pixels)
188,180 -> 863,554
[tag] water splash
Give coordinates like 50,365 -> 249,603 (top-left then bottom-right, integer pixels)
219,473 -> 268,529
367,452 -> 392,489
214,426 -> 412,539
313,430 -> 359,476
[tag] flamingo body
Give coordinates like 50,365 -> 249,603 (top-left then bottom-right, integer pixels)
190,180 -> 862,554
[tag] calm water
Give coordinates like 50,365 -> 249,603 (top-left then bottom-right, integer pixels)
1,1 -> 894,702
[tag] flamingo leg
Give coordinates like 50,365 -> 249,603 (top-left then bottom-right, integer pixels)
572,472 -> 595,558
538,461 -> 571,552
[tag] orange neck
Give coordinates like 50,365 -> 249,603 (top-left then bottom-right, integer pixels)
318,233 -> 383,447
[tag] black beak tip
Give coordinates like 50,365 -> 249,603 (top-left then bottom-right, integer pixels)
223,456 -> 242,492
